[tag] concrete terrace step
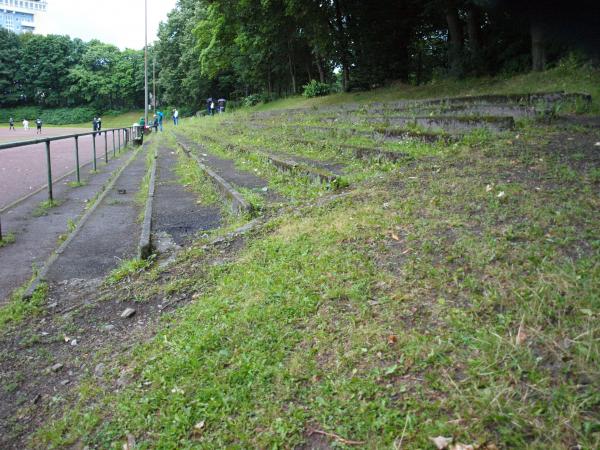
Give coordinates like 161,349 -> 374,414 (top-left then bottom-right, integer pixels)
151,145 -> 222,252
174,135 -> 257,215
43,145 -> 149,282
196,133 -> 345,186
175,133 -> 307,208
0,147 -> 136,304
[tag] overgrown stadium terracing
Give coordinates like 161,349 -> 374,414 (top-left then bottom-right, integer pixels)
0,89 -> 599,449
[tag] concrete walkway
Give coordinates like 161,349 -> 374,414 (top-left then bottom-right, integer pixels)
0,147 -> 135,303
152,145 -> 221,249
45,146 -> 148,282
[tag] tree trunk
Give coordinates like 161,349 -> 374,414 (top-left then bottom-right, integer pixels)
333,0 -> 350,91
288,52 -> 297,94
466,6 -> 483,74
416,48 -> 423,85
315,53 -> 325,83
531,21 -> 546,72
267,63 -> 272,98
446,1 -> 464,78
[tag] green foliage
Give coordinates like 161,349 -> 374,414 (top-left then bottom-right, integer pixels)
242,94 -> 262,107
32,200 -> 63,217
0,232 -> 15,248
0,30 -> 145,110
0,283 -> 48,332
0,107 -> 141,126
302,80 -> 331,98
107,258 -> 153,285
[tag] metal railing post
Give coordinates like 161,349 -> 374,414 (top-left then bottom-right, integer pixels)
74,136 -> 80,184
112,130 -> 116,157
45,140 -> 53,202
118,129 -> 121,151
92,133 -> 97,171
104,131 -> 108,164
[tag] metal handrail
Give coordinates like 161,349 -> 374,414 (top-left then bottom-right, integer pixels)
0,127 -> 130,151
0,126 -> 134,241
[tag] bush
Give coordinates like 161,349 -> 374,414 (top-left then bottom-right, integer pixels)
242,94 -> 262,107
302,80 -> 331,98
0,106 -> 97,125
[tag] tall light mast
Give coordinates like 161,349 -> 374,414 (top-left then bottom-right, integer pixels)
144,0 -> 149,127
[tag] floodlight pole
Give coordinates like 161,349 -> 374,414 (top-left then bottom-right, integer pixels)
144,0 -> 149,127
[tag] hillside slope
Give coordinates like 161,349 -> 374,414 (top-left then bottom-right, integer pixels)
1,71 -> 598,449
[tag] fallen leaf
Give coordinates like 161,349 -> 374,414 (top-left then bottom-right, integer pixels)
430,436 -> 452,449
191,420 -> 205,438
387,335 -> 398,344
123,434 -> 136,450
516,322 -> 528,346
391,232 -> 400,241
450,444 -> 475,450
485,184 -> 493,192
497,191 -> 506,199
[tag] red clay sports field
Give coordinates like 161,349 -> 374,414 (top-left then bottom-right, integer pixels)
0,127 -> 111,209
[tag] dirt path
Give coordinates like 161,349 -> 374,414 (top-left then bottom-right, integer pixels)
152,145 -> 221,249
44,146 -> 147,282
0,148 -> 135,303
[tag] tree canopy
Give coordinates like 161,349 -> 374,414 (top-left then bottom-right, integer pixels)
0,30 -> 145,111
155,0 -> 600,111
1,0 -> 598,114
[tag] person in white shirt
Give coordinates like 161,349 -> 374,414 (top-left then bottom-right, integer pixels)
23,119 -> 29,130
173,109 -> 179,126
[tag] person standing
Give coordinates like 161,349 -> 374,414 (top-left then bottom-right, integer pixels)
23,119 -> 29,130
9,117 -> 15,130
206,97 -> 212,115
218,98 -> 226,113
152,114 -> 159,132
92,116 -> 98,135
173,109 -> 179,126
210,100 -> 215,116
36,118 -> 43,134
97,116 -> 102,132
157,110 -> 164,131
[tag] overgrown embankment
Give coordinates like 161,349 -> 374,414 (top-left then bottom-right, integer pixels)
1,70 -> 598,449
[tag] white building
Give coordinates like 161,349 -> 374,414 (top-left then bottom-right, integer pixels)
0,0 -> 47,34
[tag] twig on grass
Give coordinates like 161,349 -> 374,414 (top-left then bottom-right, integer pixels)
308,428 -> 366,446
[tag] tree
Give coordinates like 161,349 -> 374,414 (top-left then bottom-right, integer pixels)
0,28 -> 22,106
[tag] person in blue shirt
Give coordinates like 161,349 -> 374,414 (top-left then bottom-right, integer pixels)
157,110 -> 164,131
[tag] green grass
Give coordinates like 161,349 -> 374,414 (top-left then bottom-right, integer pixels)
135,137 -> 158,222
168,135 -> 221,207
30,66 -> 600,449
32,199 -> 63,217
249,61 -> 600,114
67,180 -> 87,188
0,232 -> 15,247
0,283 -> 48,333
50,111 -> 145,129
106,258 -> 153,285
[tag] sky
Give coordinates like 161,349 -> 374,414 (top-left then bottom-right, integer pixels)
37,0 -> 178,49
